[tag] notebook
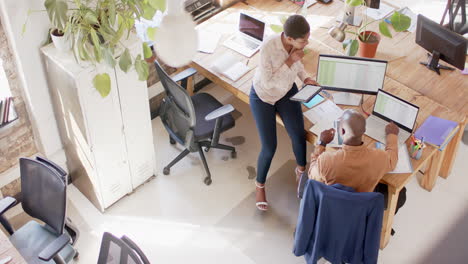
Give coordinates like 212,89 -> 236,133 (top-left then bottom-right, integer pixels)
211,53 -> 250,81
414,115 -> 458,150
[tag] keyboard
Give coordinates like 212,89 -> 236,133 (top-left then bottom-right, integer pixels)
365,115 -> 410,145
232,36 -> 259,50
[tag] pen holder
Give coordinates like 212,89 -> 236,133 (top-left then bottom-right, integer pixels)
409,144 -> 423,160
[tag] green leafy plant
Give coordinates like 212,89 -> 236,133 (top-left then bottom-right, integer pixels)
342,0 -> 411,56
24,0 -> 166,98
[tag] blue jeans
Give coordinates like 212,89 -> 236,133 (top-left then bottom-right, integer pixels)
250,84 -> 306,184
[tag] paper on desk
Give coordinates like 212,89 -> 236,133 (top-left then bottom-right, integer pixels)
398,7 -> 417,33
376,142 -> 413,174
303,99 -> 344,124
197,30 -> 222,53
365,3 -> 394,20
310,119 -> 343,148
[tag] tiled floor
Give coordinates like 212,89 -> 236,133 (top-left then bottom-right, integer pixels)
61,75 -> 468,263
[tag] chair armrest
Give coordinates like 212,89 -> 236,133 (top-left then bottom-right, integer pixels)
205,104 -> 235,121
0,197 -> 16,215
122,236 -> 150,264
171,68 -> 197,83
38,233 -> 71,261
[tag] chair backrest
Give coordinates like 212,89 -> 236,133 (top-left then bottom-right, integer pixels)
97,232 -> 150,264
154,61 -> 196,147
19,158 -> 67,235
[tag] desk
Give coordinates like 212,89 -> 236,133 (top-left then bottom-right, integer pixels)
0,231 -> 26,264
190,0 -> 466,248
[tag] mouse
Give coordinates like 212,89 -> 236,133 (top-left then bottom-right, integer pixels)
317,0 -> 333,4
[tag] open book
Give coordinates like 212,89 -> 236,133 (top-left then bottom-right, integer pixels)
211,53 -> 251,82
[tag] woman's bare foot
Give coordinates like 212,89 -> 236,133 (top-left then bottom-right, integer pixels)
255,182 -> 268,211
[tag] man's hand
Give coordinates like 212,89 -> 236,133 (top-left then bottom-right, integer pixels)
385,122 -> 399,136
286,49 -> 305,67
304,78 -> 319,86
320,128 -> 335,145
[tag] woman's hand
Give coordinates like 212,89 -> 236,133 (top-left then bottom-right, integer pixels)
304,78 -> 319,86
285,49 -> 305,67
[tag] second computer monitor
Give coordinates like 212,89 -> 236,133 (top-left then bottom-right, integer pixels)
316,54 -> 388,95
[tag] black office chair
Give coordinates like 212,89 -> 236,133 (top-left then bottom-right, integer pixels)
0,157 -> 79,264
154,61 -> 237,185
97,232 -> 150,264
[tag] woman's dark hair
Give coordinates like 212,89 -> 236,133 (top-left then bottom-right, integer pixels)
284,15 -> 310,39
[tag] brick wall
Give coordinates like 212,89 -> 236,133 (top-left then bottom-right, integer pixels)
0,20 -> 38,194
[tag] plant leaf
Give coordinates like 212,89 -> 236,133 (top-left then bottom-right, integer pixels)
135,55 -> 149,81
84,11 -> 99,25
379,21 -> 392,38
93,73 -> 111,98
108,0 -> 116,26
390,11 -> 411,32
44,0 -> 68,30
89,28 -> 102,62
345,39 -> 359,56
147,27 -> 157,41
279,15 -> 288,25
142,5 -> 156,20
103,47 -> 116,68
346,0 -> 363,7
119,48 -> 132,73
342,39 -> 352,50
143,42 -> 153,59
270,24 -> 283,33
149,0 -> 166,12
303,48 -> 311,55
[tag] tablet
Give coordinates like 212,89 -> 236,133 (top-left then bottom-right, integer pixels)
290,85 -> 322,102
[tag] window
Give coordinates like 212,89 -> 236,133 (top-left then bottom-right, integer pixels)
0,58 -> 17,126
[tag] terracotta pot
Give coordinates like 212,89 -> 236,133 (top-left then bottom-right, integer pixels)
358,31 -> 380,58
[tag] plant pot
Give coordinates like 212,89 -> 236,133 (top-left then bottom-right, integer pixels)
51,29 -> 71,52
358,31 -> 380,58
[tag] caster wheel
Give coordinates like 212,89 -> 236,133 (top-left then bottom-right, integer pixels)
231,151 -> 237,159
204,177 -> 212,185
170,138 -> 176,145
204,147 -> 210,152
163,167 -> 170,175
73,251 -> 79,260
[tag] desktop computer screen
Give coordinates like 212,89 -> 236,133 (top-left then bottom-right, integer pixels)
416,14 -> 467,74
316,54 -> 388,95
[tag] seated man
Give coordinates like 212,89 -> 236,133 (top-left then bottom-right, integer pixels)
308,110 -> 406,227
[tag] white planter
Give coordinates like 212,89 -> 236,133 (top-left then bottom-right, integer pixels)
51,31 -> 71,52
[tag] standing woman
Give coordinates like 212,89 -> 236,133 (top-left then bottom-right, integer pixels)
250,15 -> 319,211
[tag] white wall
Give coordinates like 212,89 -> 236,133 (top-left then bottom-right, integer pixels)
0,0 -> 66,166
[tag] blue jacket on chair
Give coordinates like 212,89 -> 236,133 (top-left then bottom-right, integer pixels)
293,180 -> 384,264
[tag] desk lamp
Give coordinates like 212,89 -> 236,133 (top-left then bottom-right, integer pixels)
154,0 -> 198,67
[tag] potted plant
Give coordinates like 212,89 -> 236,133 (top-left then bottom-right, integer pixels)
24,0 -> 166,98
340,0 -> 411,58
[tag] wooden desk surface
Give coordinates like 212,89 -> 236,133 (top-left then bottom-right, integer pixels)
0,231 -> 26,264
191,0 -> 466,191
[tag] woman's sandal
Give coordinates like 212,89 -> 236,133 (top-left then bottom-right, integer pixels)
255,182 -> 268,211
295,167 -> 305,183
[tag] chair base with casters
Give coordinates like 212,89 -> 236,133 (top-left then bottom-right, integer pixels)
154,61 -> 237,186
162,93 -> 237,186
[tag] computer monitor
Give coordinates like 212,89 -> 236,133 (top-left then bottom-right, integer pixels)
317,54 -> 388,95
415,14 -> 467,75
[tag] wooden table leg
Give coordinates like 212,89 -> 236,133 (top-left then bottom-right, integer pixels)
421,149 -> 446,191
187,75 -> 194,96
380,185 -> 398,249
439,124 -> 465,179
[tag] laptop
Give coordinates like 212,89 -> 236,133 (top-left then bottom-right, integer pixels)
223,13 -> 265,57
365,89 -> 419,145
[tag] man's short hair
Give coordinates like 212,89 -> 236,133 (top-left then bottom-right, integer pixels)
284,15 -> 310,39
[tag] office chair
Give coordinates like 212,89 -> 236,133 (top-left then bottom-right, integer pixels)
0,157 -> 79,264
441,0 -> 467,34
97,232 -> 150,264
154,60 -> 237,185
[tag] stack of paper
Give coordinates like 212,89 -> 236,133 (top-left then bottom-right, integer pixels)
366,3 -> 395,20
305,100 -> 344,148
375,142 -> 413,174
197,30 -> 222,54
211,53 -> 250,82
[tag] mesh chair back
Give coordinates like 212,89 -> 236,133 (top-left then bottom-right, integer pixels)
98,232 -> 149,264
19,158 -> 66,235
154,61 -> 196,148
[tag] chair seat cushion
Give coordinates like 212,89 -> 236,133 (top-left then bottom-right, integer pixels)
10,221 -> 76,264
192,93 -> 235,140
